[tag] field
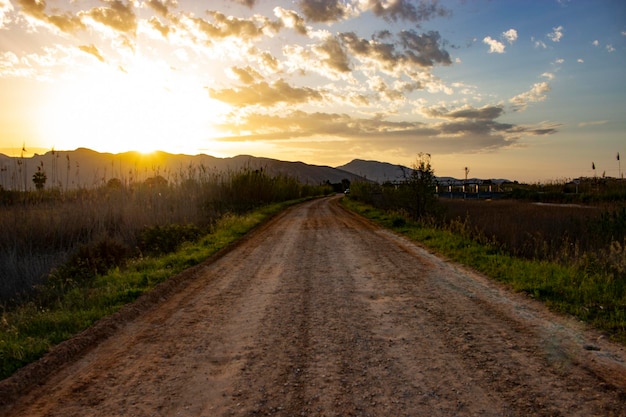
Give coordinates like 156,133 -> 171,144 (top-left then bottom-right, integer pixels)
0,168 -> 331,302
439,198 -> 626,267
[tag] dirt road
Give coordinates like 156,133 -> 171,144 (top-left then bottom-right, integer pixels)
2,196 -> 625,416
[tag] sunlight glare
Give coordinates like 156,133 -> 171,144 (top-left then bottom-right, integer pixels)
40,59 -> 230,155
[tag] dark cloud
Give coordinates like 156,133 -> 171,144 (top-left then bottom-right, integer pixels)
78,44 -> 105,62
18,0 -> 86,33
313,37 -> 351,73
398,30 -> 451,66
369,0 -> 450,23
232,0 -> 258,7
339,30 -> 450,71
298,0 -> 346,23
145,0 -> 173,17
340,32 -> 396,70
425,105 -> 504,120
216,109 -> 557,156
207,79 -> 323,107
87,0 -> 137,35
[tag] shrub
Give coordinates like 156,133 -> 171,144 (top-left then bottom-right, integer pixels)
60,236 -> 132,281
137,224 -> 203,256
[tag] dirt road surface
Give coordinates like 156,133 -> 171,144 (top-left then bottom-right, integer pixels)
2,196 -> 625,416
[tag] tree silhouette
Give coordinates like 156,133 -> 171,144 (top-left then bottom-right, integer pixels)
32,167 -> 47,190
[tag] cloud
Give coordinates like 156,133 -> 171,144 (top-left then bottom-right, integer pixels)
483,28 -> 516,53
502,28 -> 518,44
0,0 -> 13,28
216,108 -> 557,155
86,0 -> 137,35
423,105 -> 505,120
312,36 -> 351,73
577,58 -> 584,63
17,0 -> 86,33
188,11 -> 274,42
274,7 -> 307,35
368,0 -> 450,23
148,16 -> 172,37
592,39 -> 599,46
78,44 -> 105,62
229,66 -> 263,84
606,44 -> 615,52
398,30 -> 452,66
509,82 -> 551,111
298,0 -> 347,23
483,36 -> 505,53
340,29 -> 451,74
547,25 -> 563,42
533,38 -> 547,49
144,0 -> 177,17
232,0 -> 258,8
578,120 -> 608,127
541,72 -> 554,80
207,79 -> 324,107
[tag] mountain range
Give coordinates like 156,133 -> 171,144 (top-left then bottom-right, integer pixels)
0,148 -> 510,191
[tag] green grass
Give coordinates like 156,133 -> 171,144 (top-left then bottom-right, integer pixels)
341,198 -> 626,344
0,199 -> 302,380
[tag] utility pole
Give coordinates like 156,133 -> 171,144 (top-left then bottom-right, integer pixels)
464,166 -> 470,199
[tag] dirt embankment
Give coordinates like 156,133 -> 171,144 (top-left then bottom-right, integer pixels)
1,196 -> 625,416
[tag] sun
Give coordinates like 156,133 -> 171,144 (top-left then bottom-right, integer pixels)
40,59 -> 230,155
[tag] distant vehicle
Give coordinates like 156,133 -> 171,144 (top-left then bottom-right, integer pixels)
344,189 -> 350,195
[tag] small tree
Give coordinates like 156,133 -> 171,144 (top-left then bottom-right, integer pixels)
405,153 -> 438,219
32,167 -> 47,191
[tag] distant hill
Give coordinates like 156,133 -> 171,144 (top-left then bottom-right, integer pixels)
0,148 -> 364,191
337,159 -> 511,185
0,149 -> 513,191
336,159 -> 413,183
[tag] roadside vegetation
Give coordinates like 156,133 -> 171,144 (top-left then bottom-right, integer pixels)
344,155 -> 626,344
0,168 -> 331,379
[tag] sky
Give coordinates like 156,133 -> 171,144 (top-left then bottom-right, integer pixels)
0,0 -> 624,182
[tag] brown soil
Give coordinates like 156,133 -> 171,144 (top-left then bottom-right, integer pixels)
1,196 -> 625,416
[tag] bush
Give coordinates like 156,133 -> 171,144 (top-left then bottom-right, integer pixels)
137,224 -> 203,256
60,236 -> 132,280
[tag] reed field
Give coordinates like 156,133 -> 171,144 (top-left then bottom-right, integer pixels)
0,167 -> 331,303
346,177 -> 626,342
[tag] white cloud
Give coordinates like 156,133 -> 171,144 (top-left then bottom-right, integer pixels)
606,44 -> 615,52
541,72 -> 554,80
555,58 -> 564,64
547,25 -> 564,42
502,28 -> 518,44
510,82 -> 551,111
532,37 -> 547,49
592,40 -> 599,46
483,36 -> 505,53
0,0 -> 13,29
578,120 -> 608,127
577,58 -> 584,63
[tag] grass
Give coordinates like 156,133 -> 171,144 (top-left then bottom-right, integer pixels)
341,198 -> 626,344
0,199 -> 303,380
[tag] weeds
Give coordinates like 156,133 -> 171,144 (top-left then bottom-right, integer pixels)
0,195 -> 317,380
0,168 -> 331,303
342,197 -> 626,344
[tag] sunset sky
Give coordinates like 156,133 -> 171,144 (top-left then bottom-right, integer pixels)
0,0 -> 624,182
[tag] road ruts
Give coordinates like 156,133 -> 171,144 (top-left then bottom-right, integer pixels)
2,196 -> 625,416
